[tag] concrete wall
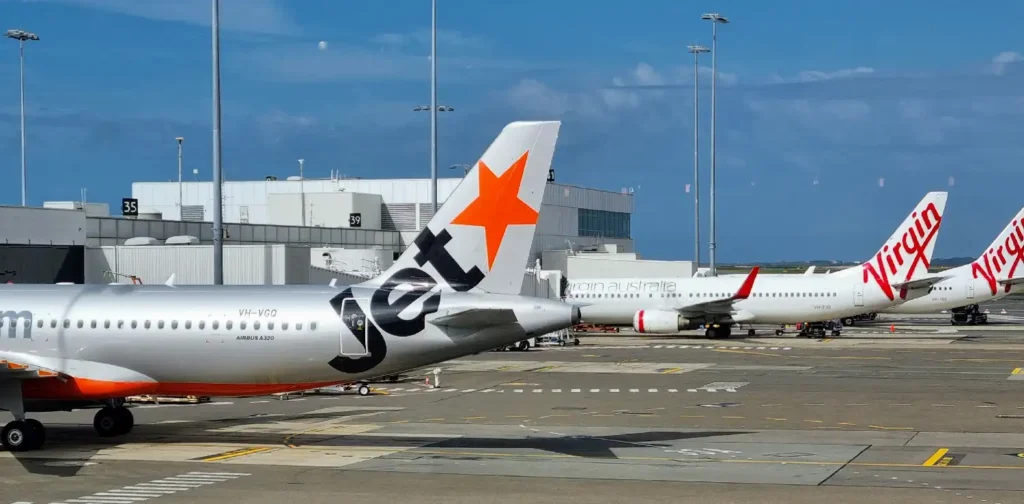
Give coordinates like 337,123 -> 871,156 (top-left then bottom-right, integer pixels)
0,245 -> 84,284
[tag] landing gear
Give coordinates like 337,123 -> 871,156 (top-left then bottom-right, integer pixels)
747,329 -> 756,336
705,324 -> 732,339
2,419 -> 45,451
93,407 -> 134,437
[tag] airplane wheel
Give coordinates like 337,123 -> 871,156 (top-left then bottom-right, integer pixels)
357,384 -> 371,396
116,408 -> 134,435
2,420 -> 37,452
518,340 -> 530,351
94,407 -> 133,437
748,329 -> 756,336
573,338 -> 580,346
775,329 -> 784,336
26,419 -> 45,449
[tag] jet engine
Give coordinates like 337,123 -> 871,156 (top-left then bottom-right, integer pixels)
632,309 -> 693,334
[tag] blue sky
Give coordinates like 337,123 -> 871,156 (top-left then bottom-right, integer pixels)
1,0 -> 1022,262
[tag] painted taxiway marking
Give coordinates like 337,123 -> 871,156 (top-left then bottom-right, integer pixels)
35,471 -> 250,504
922,448 -> 950,467
1008,367 -> 1024,380
198,446 -> 273,462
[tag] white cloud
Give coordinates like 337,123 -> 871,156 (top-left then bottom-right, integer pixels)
771,67 -> 875,84
992,51 -> 1023,76
27,0 -> 302,36
506,79 -> 570,117
240,43 -> 546,83
370,29 -> 490,52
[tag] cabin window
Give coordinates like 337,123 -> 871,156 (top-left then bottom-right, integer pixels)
131,321 -> 138,329
212,321 -> 219,330
77,320 -> 84,328
117,320 -> 124,329
296,322 -> 303,330
311,322 -> 318,331
144,321 -> 151,329
90,320 -> 97,329
104,320 -> 110,329
240,321 -> 247,330
254,321 -> 261,330
171,321 -> 178,330
199,321 -> 205,330
158,321 -> 165,329
185,321 -> 192,330
226,321 -> 233,330
281,322 -> 289,330
267,322 -> 274,330
50,320 -> 57,328
35,319 -> 42,329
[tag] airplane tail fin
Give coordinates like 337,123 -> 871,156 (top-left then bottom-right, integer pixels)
360,121 -> 562,295
835,191 -> 948,283
971,206 -> 1024,293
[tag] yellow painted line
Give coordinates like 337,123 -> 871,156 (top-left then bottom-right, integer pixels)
505,382 -> 529,386
804,419 -> 824,423
200,446 -> 273,462
462,416 -> 485,420
388,420 -> 409,424
531,366 -> 560,372
1012,367 -> 1023,375
496,365 -> 519,371
837,422 -> 857,426
422,418 -> 445,422
821,338 -> 834,343
922,448 -> 950,467
722,416 -> 745,419
505,415 -> 529,418
659,367 -> 682,374
765,417 -> 787,421
680,415 -> 706,418
936,456 -> 954,467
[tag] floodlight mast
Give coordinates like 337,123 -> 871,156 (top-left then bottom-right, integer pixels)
701,12 -> 728,276
687,44 -> 709,270
5,29 -> 39,207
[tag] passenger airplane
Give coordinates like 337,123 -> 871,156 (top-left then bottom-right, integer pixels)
0,120 -> 578,452
566,191 -> 948,338
880,206 -> 1024,314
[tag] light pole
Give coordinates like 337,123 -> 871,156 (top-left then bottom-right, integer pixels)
298,158 -> 305,226
414,103 -> 454,214
211,0 -> 224,285
701,12 -> 728,276
687,44 -> 708,270
176,137 -> 184,217
5,29 -> 39,207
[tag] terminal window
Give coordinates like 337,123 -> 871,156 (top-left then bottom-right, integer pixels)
578,209 -> 630,239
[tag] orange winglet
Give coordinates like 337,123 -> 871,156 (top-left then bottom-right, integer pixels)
7,361 -> 28,370
734,266 -> 760,299
36,369 -> 59,377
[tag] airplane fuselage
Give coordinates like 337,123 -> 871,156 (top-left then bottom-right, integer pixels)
881,264 -> 1021,313
0,283 -> 575,405
568,272 -> 927,326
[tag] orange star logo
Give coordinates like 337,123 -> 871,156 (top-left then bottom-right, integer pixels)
451,151 -> 538,271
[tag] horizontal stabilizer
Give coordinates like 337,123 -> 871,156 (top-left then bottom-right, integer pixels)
998,277 -> 1024,286
429,308 -> 519,328
891,275 -> 948,290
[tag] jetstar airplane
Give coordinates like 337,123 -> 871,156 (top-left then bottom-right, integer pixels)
880,206 -> 1024,314
565,191 -> 948,338
0,120 -> 578,452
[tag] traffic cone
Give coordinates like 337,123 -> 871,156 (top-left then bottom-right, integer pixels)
889,324 -> 895,333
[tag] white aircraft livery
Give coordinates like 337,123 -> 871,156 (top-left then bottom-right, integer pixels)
0,120 -> 578,452
882,206 -> 1024,314
566,191 -> 948,338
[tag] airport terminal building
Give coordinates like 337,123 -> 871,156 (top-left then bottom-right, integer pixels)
130,175 -> 635,266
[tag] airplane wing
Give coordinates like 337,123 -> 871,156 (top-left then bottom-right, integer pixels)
428,308 -> 519,328
0,354 -> 64,380
676,267 -> 760,318
998,277 -> 1024,286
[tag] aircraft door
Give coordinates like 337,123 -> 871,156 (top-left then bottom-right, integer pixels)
853,282 -> 864,307
339,298 -> 371,358
967,279 -> 975,299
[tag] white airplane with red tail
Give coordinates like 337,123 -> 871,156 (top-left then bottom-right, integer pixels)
566,192 -> 949,338
881,206 -> 1024,314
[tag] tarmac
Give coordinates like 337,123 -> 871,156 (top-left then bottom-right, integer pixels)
3,298 -> 1024,504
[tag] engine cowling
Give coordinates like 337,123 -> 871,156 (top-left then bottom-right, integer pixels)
633,309 -> 692,334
